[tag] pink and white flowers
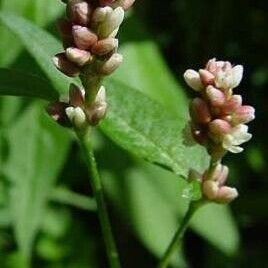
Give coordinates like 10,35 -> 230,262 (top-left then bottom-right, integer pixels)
184,59 -> 255,203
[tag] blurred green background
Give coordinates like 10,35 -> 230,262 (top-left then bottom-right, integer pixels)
0,0 -> 267,267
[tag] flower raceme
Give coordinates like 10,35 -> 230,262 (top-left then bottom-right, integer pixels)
48,0 -> 135,128
184,59 -> 255,203
184,59 -> 255,156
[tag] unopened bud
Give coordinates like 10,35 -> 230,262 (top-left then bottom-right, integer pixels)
206,85 -> 225,106
95,85 -> 107,104
46,101 -> 71,127
202,180 -> 219,200
233,105 -> 255,124
216,186 -> 238,204
85,86 -> 107,125
72,25 -> 98,50
92,7 -> 113,24
66,106 -> 86,128
209,119 -> 232,141
183,69 -> 203,91
190,98 -> 211,124
53,53 -> 80,77
69,84 -> 85,107
98,7 -> 124,38
66,47 -> 92,66
99,53 -> 123,75
199,69 -> 215,86
67,0 -> 91,26
221,95 -> 242,114
218,165 -> 229,186
91,38 -> 118,55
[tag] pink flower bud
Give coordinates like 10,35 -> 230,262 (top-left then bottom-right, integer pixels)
209,119 -> 232,141
91,38 -> 118,55
53,53 -> 80,77
190,98 -> 211,124
69,84 -> 85,107
199,69 -> 215,86
217,165 -> 229,186
202,180 -> 219,200
233,105 -> 255,124
65,47 -> 92,66
221,95 -> 242,114
67,0 -> 91,26
215,186 -> 238,204
99,53 -> 123,75
206,85 -> 225,107
72,25 -> 98,50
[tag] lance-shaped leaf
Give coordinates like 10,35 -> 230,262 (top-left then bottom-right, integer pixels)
101,79 -> 209,177
0,68 -> 58,101
0,11 -> 74,94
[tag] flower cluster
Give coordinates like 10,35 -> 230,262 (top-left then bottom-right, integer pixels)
184,59 -> 255,157
48,0 -> 135,128
184,59 -> 255,203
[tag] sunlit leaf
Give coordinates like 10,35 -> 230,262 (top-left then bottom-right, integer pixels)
101,79 -> 209,177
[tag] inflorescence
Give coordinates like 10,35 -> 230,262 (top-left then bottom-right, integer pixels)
184,59 -> 255,203
47,0 -> 135,128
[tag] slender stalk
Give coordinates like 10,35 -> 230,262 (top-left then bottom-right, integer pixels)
76,129 -> 121,268
157,201 -> 202,268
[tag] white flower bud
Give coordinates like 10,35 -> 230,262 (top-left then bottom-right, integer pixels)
99,7 -> 125,38
92,7 -> 113,24
65,47 -> 92,66
99,53 -> 123,75
183,69 -> 203,91
66,106 -> 86,128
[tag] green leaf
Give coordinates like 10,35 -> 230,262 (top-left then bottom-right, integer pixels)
3,103 -> 71,259
0,11 -> 73,93
0,0 -> 64,66
101,79 -> 209,177
0,68 -> 58,101
113,15 -> 189,118
190,204 -> 240,256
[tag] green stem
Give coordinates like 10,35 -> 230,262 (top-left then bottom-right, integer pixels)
157,201 -> 202,268
76,129 -> 121,268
